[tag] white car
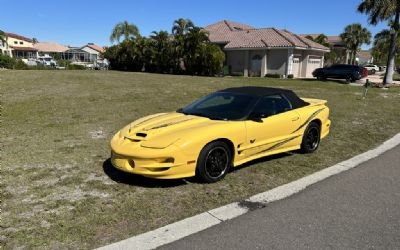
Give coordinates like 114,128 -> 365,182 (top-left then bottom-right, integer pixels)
363,64 -> 379,74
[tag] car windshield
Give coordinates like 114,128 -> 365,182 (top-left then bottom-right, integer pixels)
178,92 -> 256,120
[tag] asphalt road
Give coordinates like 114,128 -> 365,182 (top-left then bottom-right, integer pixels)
159,145 -> 400,250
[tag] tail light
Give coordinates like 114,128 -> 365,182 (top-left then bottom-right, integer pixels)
362,68 -> 368,77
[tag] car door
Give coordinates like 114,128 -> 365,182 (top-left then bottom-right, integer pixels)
325,65 -> 338,78
241,94 -> 301,159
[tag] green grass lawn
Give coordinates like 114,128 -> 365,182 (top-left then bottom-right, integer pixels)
1,70 -> 400,249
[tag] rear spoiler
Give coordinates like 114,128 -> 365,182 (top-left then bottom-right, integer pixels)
301,98 -> 327,106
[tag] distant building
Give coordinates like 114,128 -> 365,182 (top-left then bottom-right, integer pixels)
81,43 -> 104,62
356,50 -> 373,65
300,34 -> 350,65
5,32 -> 38,59
34,42 -> 69,58
205,20 -> 330,78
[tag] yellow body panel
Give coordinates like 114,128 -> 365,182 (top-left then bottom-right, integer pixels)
110,97 -> 330,179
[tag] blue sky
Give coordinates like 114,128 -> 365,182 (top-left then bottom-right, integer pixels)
0,0 -> 388,48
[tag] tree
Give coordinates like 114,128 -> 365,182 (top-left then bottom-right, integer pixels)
305,34 -> 330,47
149,30 -> 173,73
305,34 -> 337,65
172,18 -> 194,36
340,23 -> 371,64
182,26 -> 209,74
110,21 -> 140,43
358,0 -> 400,84
0,30 -> 7,48
32,38 -> 38,44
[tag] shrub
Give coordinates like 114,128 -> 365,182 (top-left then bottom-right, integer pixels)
287,74 -> 294,79
231,72 -> 244,77
67,64 -> 86,70
14,59 -> 28,70
265,73 -> 281,78
0,54 -> 16,69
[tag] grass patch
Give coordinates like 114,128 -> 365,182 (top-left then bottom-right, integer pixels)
1,70 -> 400,249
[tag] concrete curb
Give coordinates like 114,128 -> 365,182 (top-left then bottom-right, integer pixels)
97,132 -> 400,250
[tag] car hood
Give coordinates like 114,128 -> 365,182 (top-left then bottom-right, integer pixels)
118,112 -> 219,149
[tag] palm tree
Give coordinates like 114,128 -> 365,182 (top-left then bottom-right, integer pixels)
340,23 -> 371,65
0,30 -> 7,48
305,34 -> 330,47
110,21 -> 140,43
358,0 -> 400,84
150,30 -> 172,72
172,18 -> 194,36
305,34 -> 337,64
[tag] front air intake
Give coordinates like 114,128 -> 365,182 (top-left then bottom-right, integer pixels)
136,133 -> 147,137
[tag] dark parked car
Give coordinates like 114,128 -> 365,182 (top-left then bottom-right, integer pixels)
312,64 -> 368,83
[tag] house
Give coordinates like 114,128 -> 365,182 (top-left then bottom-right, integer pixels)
356,50 -> 373,65
33,42 -> 69,58
301,34 -> 349,64
5,32 -> 38,59
205,20 -> 330,78
81,43 -> 104,62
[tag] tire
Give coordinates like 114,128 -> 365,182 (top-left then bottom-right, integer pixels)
345,74 -> 354,83
300,122 -> 321,154
316,74 -> 325,81
196,141 -> 232,183
371,69 -> 376,74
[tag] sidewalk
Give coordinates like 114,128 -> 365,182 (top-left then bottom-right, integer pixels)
159,145 -> 400,250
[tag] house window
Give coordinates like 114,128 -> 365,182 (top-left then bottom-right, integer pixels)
14,41 -> 18,44
20,41 -> 23,45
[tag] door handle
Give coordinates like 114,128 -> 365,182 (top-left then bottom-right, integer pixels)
291,116 -> 299,121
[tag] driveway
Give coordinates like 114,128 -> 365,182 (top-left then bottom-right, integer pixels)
159,145 -> 400,250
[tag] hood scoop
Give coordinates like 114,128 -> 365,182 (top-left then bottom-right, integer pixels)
136,133 -> 147,138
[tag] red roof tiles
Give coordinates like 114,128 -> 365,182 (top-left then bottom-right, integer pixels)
84,43 -> 104,53
5,32 -> 33,43
205,20 -> 329,51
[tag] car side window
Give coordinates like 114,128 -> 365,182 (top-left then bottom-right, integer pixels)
251,94 -> 292,118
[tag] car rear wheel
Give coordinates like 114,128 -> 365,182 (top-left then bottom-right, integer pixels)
300,122 -> 321,154
371,69 -> 376,74
196,141 -> 231,183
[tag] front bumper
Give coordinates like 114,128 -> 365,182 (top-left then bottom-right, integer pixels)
110,145 -> 197,179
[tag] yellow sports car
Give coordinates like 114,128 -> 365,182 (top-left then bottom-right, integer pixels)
111,86 -> 330,183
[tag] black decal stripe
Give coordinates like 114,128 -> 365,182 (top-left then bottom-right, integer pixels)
144,118 -> 195,131
247,135 -> 301,158
133,113 -> 171,128
292,108 -> 325,133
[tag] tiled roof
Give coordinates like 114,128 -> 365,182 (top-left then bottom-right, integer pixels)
205,21 -> 329,51
83,43 -> 104,53
33,42 -> 69,52
10,46 -> 38,51
5,32 -> 33,43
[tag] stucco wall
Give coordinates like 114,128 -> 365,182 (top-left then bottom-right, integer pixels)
7,37 -> 33,48
267,49 -> 287,75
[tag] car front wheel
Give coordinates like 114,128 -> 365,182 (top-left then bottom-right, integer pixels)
196,141 -> 232,183
345,74 -> 354,83
316,74 -> 325,81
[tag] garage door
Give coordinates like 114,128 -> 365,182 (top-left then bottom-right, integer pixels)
292,57 -> 301,77
306,57 -> 322,78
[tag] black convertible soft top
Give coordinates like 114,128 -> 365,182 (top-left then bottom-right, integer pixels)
218,86 -> 309,109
